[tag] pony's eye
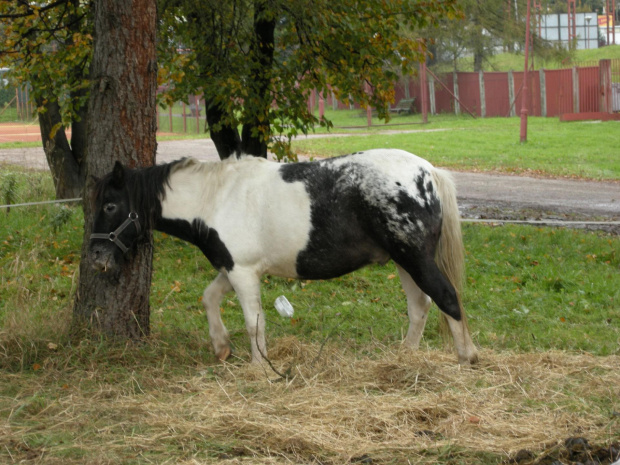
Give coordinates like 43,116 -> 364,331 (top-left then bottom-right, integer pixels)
104,203 -> 117,214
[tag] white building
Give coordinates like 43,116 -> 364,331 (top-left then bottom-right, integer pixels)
539,13 -> 600,49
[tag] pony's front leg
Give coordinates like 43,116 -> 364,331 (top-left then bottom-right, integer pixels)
227,269 -> 266,363
203,272 -> 234,361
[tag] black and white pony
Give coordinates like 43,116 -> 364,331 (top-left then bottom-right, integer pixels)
89,149 -> 478,364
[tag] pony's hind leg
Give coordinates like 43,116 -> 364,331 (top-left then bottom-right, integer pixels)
203,272 -> 234,361
396,256 -> 478,365
396,264 -> 432,348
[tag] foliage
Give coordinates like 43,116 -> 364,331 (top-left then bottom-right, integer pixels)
0,1 -> 92,128
157,0 -> 461,158
50,205 -> 74,233
0,86 -> 13,107
0,172 -> 18,211
428,0 -> 520,72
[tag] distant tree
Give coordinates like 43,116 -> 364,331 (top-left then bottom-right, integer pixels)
426,0 -> 569,72
157,0 -> 460,160
426,0 -> 525,72
0,1 -> 92,199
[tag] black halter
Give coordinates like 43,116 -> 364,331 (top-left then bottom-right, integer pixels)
90,212 -> 141,254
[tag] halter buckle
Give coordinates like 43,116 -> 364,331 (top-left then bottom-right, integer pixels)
90,211 -> 141,254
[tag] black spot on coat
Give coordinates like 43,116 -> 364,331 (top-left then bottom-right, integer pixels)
157,218 -> 234,271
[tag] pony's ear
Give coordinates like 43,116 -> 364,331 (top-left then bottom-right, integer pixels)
110,161 -> 125,189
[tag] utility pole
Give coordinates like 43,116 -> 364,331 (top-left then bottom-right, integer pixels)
520,0 -> 532,143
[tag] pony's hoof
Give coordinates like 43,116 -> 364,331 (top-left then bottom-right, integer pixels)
216,347 -> 231,362
458,352 -> 479,365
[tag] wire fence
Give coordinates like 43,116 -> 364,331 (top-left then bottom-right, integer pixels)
156,98 -> 205,135
0,85 -> 36,123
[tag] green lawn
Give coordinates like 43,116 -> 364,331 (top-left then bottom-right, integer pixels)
293,113 -> 620,180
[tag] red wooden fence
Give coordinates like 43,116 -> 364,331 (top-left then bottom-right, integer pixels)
323,58 -> 619,120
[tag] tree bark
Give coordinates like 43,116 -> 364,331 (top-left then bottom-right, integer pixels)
239,1 -> 276,158
73,0 -> 158,339
205,103 -> 241,159
206,0 -> 276,160
35,97 -> 83,199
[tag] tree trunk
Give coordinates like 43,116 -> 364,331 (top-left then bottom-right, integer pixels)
35,97 -> 83,199
208,0 -> 276,160
239,1 -> 276,158
473,51 -> 484,72
73,0 -> 158,339
205,103 -> 241,159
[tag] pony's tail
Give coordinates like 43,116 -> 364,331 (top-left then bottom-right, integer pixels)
431,168 -> 468,345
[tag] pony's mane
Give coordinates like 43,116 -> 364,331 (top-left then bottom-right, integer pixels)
92,156 -> 268,232
93,159 -> 185,232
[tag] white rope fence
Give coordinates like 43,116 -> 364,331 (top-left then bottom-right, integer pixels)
462,218 -> 620,226
1,197 -> 619,227
0,198 -> 82,209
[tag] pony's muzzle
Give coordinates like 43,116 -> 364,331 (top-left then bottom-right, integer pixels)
90,245 -> 117,274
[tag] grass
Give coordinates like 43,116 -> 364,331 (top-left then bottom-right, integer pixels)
293,113 -> 620,180
1,165 -> 619,463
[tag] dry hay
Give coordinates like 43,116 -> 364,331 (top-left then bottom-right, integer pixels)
1,337 -> 619,464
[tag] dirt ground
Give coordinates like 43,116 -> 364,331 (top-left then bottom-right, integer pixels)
1,136 -> 619,233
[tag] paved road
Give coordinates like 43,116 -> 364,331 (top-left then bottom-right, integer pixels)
1,139 -> 619,223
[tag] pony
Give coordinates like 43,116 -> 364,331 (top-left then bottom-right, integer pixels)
89,149 -> 478,364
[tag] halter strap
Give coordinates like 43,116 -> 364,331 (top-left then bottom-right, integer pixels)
90,212 -> 141,254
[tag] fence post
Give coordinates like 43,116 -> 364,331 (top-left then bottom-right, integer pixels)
572,67 -> 579,113
420,62 -> 428,123
453,72 -> 460,115
428,73 -> 436,115
539,69 -> 547,117
309,89 -> 316,114
508,71 -> 516,117
478,70 -> 486,118
599,59 -> 612,113
195,95 -> 200,134
364,82 -> 372,127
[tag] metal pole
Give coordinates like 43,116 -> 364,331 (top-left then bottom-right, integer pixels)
520,0 -> 532,143
607,0 -> 611,46
420,61 -> 428,124
196,95 -> 200,134
613,0 -> 617,45
364,82 -> 372,127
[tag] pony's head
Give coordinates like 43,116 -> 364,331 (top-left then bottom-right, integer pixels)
89,161 -> 144,276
